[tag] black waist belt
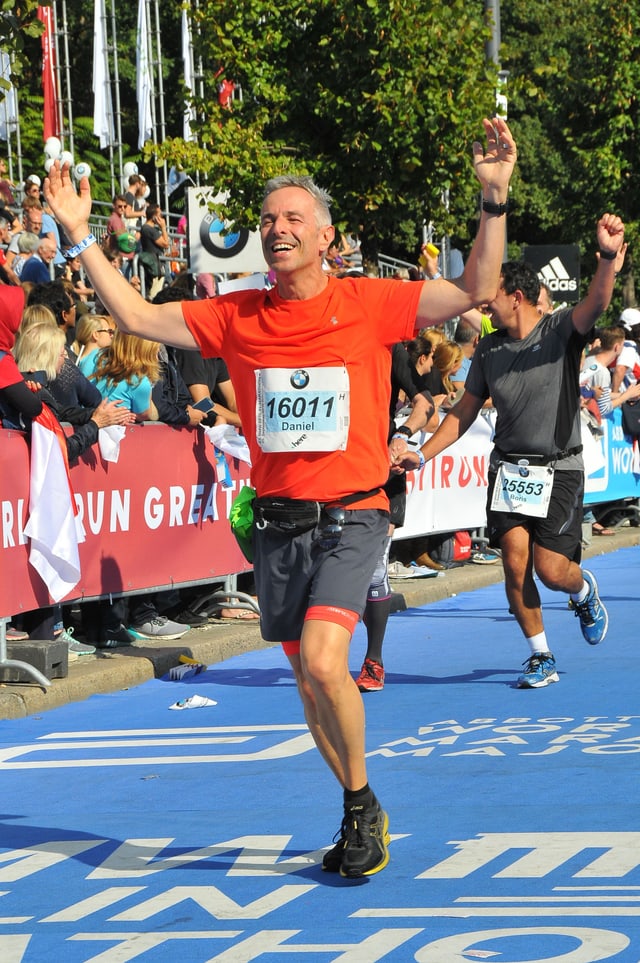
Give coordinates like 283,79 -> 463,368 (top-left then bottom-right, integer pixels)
495,445 -> 583,467
254,488 -> 381,534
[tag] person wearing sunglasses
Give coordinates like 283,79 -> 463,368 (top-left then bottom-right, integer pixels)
73,314 -> 116,375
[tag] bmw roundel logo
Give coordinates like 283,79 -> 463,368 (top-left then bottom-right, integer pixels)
199,212 -> 250,259
290,370 -> 310,389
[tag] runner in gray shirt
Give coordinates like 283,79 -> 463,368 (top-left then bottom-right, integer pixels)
395,213 -> 625,688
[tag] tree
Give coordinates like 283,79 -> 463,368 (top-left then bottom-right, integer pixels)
501,0 -> 640,311
152,0 -> 501,261
0,1 -> 46,79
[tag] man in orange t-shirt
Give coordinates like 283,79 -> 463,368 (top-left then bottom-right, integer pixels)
45,116 -> 516,879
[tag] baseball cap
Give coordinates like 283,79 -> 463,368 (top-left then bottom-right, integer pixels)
619,307 -> 640,331
117,231 -> 137,253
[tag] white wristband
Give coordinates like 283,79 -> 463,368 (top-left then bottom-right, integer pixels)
65,233 -> 97,258
416,449 -> 426,470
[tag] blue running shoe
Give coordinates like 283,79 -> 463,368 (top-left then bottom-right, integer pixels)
517,651 -> 559,688
570,569 -> 608,645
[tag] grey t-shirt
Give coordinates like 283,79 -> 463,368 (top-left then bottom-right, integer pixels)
465,307 -> 588,470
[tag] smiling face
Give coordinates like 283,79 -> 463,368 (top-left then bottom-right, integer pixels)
259,186 -> 334,278
485,279 -> 514,328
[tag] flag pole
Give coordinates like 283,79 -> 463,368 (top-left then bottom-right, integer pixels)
0,51 -> 22,189
151,0 -> 169,217
108,0 -> 124,192
54,0 -> 73,154
13,63 -> 23,189
193,0 -> 205,187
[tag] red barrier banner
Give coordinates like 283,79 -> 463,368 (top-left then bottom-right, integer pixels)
0,424 -> 252,618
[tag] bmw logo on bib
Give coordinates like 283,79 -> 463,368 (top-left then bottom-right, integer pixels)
290,370 -> 310,389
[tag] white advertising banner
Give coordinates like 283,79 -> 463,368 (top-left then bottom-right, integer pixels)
395,410 -> 495,540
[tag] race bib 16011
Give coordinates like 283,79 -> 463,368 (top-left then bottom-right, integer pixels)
255,366 -> 350,452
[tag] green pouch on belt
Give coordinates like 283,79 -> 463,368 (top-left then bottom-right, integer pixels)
229,486 -> 256,562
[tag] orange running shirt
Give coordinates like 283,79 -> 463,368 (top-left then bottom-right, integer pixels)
182,275 -> 422,507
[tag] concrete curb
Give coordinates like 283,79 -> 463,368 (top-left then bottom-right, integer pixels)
1,528 -> 638,720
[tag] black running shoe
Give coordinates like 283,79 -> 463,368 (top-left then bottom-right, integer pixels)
95,624 -> 134,649
322,825 -> 346,873
339,796 -> 390,878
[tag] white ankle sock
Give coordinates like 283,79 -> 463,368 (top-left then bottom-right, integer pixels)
570,580 -> 589,604
526,632 -> 548,655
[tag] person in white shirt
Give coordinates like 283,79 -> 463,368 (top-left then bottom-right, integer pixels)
581,327 -> 640,417
611,308 -> 640,393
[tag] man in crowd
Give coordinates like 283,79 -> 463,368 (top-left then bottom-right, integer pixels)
20,236 -> 57,284
45,115 -> 516,879
123,173 -> 147,227
4,197 -> 43,272
0,213 -> 19,284
395,215 -> 624,689
139,202 -> 170,298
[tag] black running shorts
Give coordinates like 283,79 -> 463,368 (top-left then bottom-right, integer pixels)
486,468 -> 584,562
253,508 -> 389,642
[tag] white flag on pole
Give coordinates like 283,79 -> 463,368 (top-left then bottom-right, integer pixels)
181,8 -> 196,141
92,0 -> 115,148
136,0 -> 153,149
24,408 -> 84,603
0,53 -> 18,142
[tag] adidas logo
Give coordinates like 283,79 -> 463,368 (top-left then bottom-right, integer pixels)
538,257 -> 578,293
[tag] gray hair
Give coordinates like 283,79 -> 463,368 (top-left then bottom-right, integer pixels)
263,175 -> 333,226
18,231 -> 41,254
454,318 -> 477,346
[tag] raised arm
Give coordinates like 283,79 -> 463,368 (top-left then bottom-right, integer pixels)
44,163 -> 197,350
416,117 -> 517,327
572,214 -> 625,335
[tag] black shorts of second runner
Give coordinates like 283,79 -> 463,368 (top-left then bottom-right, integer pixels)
253,508 -> 389,642
384,471 -> 406,529
486,468 -> 584,563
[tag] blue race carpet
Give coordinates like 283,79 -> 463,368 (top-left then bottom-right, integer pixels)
0,546 -> 639,962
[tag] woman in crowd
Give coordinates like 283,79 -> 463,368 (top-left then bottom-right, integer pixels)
58,252 -> 95,302
21,296 -> 103,411
11,231 -> 40,280
82,327 -> 190,645
73,313 -> 116,375
432,340 -> 464,406
87,328 -> 160,422
4,297 -> 133,652
396,331 -> 446,415
12,320 -> 133,445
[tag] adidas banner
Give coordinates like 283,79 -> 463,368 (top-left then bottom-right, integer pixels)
522,244 -> 580,303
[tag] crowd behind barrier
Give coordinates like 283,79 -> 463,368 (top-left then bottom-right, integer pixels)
0,422 -> 252,619
2,408 -> 639,623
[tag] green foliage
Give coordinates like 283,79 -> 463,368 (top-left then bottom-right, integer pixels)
156,0 -> 498,259
5,0 -> 640,303
0,1 -> 46,77
501,0 -> 640,312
